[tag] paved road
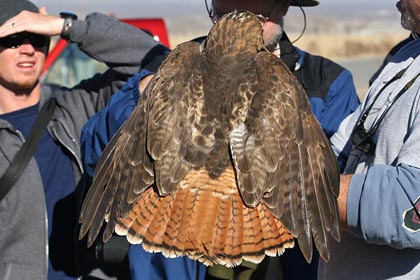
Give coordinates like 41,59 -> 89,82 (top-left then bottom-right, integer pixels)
338,56 -> 384,100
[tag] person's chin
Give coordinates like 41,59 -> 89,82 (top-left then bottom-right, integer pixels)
400,11 -> 416,32
16,79 -> 39,92
401,22 -> 416,32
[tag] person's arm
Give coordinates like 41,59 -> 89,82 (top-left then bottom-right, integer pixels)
337,174 -> 351,232
341,163 -> 420,249
63,12 -> 167,111
0,11 -> 167,76
339,105 -> 420,249
80,70 -> 153,177
1,11 -> 168,114
69,13 -> 168,76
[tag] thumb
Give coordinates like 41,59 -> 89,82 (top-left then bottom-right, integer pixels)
39,6 -> 48,15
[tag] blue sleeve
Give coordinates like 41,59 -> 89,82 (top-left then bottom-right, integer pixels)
81,70 -> 152,178
129,245 -> 206,280
317,69 -> 360,138
347,163 -> 420,249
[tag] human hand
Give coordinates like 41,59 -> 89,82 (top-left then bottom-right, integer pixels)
0,9 -> 64,38
138,74 -> 155,93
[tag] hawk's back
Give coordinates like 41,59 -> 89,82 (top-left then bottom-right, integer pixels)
79,10 -> 340,268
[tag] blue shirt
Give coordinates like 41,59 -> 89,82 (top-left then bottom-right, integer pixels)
1,104 -> 76,280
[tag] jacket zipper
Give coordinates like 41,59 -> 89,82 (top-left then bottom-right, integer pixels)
51,127 -> 84,174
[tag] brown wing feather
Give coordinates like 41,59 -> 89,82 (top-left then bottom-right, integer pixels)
232,51 -> 341,262
146,41 -> 208,194
79,10 -> 339,267
79,97 -> 152,246
79,41 -> 203,246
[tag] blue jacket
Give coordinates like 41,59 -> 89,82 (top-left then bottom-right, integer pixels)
278,34 -> 359,138
80,33 -> 360,280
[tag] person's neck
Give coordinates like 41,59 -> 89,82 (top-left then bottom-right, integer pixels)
0,84 -> 42,115
271,43 -> 281,58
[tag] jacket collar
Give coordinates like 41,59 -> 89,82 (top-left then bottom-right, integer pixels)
279,32 -> 301,71
0,84 -> 56,129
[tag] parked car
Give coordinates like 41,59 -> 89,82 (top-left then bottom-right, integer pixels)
41,18 -> 170,87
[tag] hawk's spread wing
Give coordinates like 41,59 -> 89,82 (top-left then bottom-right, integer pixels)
229,51 -> 340,262
79,41 -> 203,245
79,10 -> 340,267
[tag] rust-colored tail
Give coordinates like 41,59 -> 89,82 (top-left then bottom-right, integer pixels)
115,167 -> 294,267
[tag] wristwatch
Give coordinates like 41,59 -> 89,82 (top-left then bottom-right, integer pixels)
59,12 -> 78,41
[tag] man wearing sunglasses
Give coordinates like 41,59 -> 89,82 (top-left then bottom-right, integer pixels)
0,0 -> 167,279
319,0 -> 420,279
78,0 -> 359,279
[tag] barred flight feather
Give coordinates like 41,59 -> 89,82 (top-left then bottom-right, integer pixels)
79,10 -> 340,268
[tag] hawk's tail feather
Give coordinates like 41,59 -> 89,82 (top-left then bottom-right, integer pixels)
115,167 -> 294,267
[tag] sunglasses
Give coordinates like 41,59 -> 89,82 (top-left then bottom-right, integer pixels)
0,32 -> 49,49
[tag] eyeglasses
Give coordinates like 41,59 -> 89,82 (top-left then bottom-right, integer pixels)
0,32 -> 49,49
206,0 -> 278,23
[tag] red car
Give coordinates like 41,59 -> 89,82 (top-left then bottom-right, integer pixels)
41,18 -> 170,87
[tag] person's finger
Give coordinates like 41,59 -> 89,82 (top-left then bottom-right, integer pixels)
39,6 -> 48,15
0,19 -> 21,37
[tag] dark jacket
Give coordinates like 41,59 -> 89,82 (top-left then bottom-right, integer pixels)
279,33 -> 359,138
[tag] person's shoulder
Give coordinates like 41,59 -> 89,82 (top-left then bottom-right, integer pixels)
301,50 -> 345,72
298,49 -> 351,87
392,38 -> 420,62
41,83 -> 64,98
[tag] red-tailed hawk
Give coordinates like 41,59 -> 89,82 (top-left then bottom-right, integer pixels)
79,10 -> 340,267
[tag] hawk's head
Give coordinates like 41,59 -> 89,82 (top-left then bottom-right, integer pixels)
205,10 -> 265,57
